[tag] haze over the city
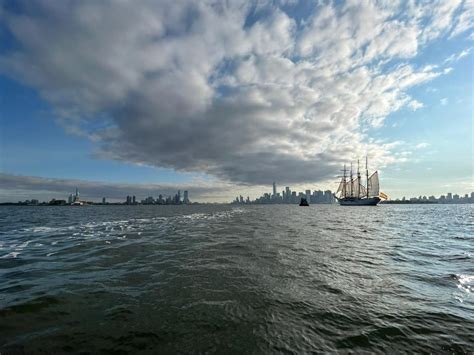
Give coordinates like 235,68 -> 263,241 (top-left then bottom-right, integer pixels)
0,0 -> 472,202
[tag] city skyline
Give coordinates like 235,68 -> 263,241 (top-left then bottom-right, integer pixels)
1,172 -> 474,204
5,184 -> 473,206
0,1 -> 473,201
5,186 -> 193,206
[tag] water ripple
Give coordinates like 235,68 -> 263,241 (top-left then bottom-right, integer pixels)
0,204 -> 473,353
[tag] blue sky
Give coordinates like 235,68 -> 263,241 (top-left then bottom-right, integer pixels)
0,0 -> 472,202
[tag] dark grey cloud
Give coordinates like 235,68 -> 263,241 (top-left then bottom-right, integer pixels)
0,1 -> 468,185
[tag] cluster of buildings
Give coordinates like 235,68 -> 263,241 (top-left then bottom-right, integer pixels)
232,182 -> 335,204
67,188 -> 85,205
125,190 -> 190,205
5,189 -> 192,206
386,192 -> 474,204
6,188 -> 474,206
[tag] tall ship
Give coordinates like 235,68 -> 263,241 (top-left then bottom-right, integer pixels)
336,157 -> 387,206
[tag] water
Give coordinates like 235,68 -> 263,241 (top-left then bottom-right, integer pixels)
0,204 -> 472,353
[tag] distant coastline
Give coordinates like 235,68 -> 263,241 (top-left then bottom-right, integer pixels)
1,187 -> 473,206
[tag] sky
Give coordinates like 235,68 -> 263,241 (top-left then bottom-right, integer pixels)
0,0 -> 473,202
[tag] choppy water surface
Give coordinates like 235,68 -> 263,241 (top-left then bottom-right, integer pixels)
0,204 -> 473,353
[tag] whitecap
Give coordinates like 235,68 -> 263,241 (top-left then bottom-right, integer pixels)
30,226 -> 60,233
1,251 -> 20,258
17,240 -> 32,249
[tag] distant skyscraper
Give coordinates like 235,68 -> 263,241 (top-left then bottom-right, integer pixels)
132,195 -> 136,204
73,188 -> 80,203
324,190 -> 333,203
183,190 -> 189,204
273,182 -> 277,197
102,197 -> 106,204
305,189 -> 311,201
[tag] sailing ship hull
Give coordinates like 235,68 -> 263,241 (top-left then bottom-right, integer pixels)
338,197 -> 381,206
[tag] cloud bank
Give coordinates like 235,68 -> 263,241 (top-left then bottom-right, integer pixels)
1,0 -> 472,185
0,173 -> 232,202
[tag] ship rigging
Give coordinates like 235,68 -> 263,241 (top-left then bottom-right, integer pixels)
336,157 -> 387,206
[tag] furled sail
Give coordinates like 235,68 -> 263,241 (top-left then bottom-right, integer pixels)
343,181 -> 351,197
340,179 -> 368,198
367,171 -> 379,196
352,178 -> 360,197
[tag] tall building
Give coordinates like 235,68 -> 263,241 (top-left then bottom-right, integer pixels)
324,190 -> 333,203
132,195 -> 136,204
273,182 -> 277,197
183,190 -> 189,204
73,188 -> 80,203
102,197 -> 106,204
305,189 -> 311,201
291,191 -> 297,203
314,190 -> 324,203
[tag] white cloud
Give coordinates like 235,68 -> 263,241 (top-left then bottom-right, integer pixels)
419,0 -> 463,41
408,100 -> 424,110
415,142 -> 430,149
440,97 -> 449,105
450,0 -> 474,38
0,0 -> 469,186
444,47 -> 472,63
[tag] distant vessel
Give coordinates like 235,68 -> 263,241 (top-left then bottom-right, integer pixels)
336,157 -> 387,206
299,197 -> 309,206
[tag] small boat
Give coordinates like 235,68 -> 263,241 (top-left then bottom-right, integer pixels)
335,157 -> 387,206
299,197 -> 309,206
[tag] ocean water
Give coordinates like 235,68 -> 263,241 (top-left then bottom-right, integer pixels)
0,204 -> 472,353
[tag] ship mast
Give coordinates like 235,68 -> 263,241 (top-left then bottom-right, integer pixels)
350,162 -> 353,198
366,156 -> 369,198
342,164 -> 347,198
357,160 -> 361,199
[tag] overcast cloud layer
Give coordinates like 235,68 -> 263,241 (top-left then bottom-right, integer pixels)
1,0 -> 472,185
